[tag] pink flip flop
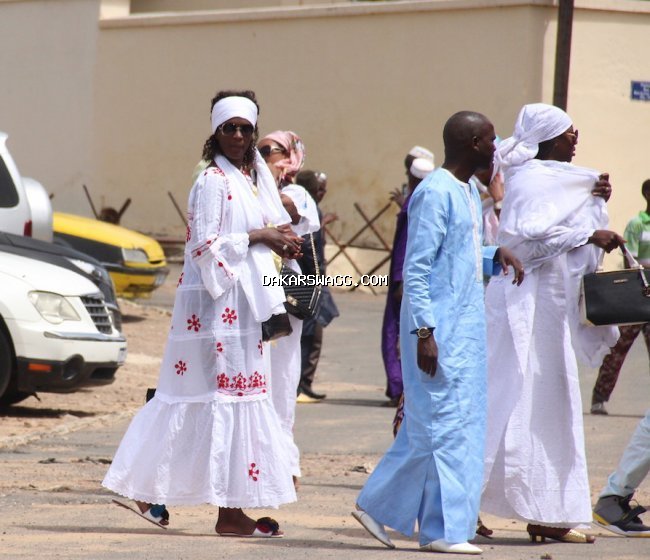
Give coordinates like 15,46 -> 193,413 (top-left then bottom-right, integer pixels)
217,516 -> 284,538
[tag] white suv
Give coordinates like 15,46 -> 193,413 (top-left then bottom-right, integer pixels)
0,131 -> 52,241
0,251 -> 127,405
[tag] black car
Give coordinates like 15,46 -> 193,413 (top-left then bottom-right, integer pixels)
0,231 -> 122,331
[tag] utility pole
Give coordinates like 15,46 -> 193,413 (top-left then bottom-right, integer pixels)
553,0 -> 574,110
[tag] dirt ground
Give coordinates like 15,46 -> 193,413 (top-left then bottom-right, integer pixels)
1,294 -> 649,559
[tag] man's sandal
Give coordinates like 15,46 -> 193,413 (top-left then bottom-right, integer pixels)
112,499 -> 170,529
217,516 -> 283,538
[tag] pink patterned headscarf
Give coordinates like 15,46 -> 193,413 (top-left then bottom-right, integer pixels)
261,130 -> 306,182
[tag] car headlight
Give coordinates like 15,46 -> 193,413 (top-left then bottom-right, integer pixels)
122,248 -> 149,264
28,291 -> 81,324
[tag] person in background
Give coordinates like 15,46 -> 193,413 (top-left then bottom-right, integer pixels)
295,169 -> 339,402
258,131 -> 320,484
593,408 -> 650,536
383,151 -> 435,408
590,178 -> 650,415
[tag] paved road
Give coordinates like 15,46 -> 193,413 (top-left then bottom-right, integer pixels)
1,270 -> 649,559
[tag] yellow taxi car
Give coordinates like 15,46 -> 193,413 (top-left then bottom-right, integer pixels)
53,212 -> 169,299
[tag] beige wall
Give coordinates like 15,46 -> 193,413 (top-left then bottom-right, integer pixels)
93,1 -> 550,245
0,0 -> 99,213
1,0 -> 649,266
565,4 -> 650,243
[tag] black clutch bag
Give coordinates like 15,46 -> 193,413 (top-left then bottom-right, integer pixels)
282,233 -> 322,320
580,246 -> 650,326
261,312 -> 293,341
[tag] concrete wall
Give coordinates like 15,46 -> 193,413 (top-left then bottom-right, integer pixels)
565,3 -> 650,249
0,0 -> 99,212
1,0 -> 649,269
93,0 -> 550,246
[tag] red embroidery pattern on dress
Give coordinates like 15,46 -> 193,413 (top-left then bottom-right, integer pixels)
177,272 -> 184,287
186,225 -> 191,242
215,371 -> 267,397
215,342 -> 224,353
187,314 -> 202,332
257,339 -> 263,355
248,463 -> 260,481
217,373 -> 229,389
175,360 -> 187,376
208,166 -> 225,177
222,307 -> 238,325
191,236 -> 230,265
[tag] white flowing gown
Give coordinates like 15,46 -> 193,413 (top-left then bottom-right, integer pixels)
481,160 -> 618,527
103,155 -> 297,508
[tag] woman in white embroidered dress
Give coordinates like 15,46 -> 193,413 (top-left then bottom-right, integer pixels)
481,103 -> 624,544
103,90 -> 303,537
257,131 -> 320,486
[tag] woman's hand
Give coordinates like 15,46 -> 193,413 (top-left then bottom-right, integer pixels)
495,247 -> 525,286
592,173 -> 613,201
249,225 -> 303,259
280,193 -> 300,225
588,229 -> 625,253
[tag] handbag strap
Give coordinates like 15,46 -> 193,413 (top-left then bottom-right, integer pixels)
310,232 -> 320,276
620,244 -> 650,296
622,244 -> 642,270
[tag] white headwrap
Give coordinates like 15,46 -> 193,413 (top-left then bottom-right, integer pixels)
409,157 -> 434,179
497,103 -> 572,169
211,96 -> 258,133
408,145 -> 434,164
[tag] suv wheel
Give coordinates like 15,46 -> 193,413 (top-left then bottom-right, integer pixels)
0,328 -> 12,398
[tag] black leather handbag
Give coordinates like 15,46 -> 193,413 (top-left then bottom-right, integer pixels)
580,246 -> 650,326
282,233 -> 323,320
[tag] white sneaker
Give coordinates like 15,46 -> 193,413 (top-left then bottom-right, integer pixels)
351,509 -> 395,548
420,539 -> 482,554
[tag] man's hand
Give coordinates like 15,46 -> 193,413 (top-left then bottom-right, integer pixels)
495,247 -> 525,286
417,334 -> 438,377
592,173 -> 612,201
389,187 -> 406,208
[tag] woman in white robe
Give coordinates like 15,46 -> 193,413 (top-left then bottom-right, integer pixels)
258,131 -> 320,483
481,103 -> 624,543
103,91 -> 303,537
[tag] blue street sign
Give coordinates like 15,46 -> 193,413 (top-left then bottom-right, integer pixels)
631,81 -> 650,101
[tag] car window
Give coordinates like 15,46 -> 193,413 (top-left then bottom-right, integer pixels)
0,156 -> 19,208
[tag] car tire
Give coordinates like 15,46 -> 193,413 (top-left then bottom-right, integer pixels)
0,327 -> 14,400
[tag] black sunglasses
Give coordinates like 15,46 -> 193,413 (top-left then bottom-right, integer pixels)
218,122 -> 255,137
258,145 -> 286,158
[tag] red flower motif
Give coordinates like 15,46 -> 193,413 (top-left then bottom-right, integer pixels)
231,373 -> 247,390
221,307 -> 238,325
186,225 -> 192,242
215,342 -> 224,353
227,194 -> 232,200
249,371 -> 266,389
248,463 -> 260,481
217,373 -> 229,389
177,272 -> 184,287
257,340 -> 263,355
187,314 -> 202,332
175,360 -> 187,376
